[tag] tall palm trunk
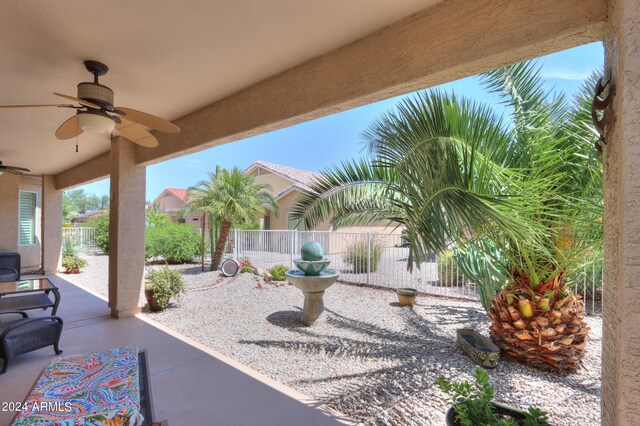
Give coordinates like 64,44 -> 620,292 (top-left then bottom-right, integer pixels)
212,220 -> 232,271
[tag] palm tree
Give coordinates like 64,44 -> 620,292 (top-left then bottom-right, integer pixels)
291,62 -> 603,373
188,167 -> 278,270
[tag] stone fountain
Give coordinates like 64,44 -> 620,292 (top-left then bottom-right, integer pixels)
285,241 -> 339,326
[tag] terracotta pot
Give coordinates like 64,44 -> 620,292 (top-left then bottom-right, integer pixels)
396,288 -> 417,306
145,289 -> 164,312
66,267 -> 80,274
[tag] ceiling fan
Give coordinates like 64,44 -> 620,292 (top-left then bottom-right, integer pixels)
0,60 -> 179,148
0,161 -> 30,175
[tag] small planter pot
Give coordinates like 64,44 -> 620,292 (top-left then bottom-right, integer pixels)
145,289 -> 164,312
396,288 -> 417,306
457,328 -> 500,369
445,402 -> 527,426
65,267 -> 80,274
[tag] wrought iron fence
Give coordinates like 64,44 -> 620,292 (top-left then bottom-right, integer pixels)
232,229 -> 603,315
62,227 -> 99,253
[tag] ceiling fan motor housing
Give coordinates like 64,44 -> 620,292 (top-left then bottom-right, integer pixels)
77,82 -> 114,110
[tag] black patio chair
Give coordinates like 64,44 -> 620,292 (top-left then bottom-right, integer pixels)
0,311 -> 63,374
0,252 -> 20,282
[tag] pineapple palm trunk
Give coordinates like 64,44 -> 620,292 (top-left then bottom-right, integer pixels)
488,272 -> 589,373
212,220 -> 232,271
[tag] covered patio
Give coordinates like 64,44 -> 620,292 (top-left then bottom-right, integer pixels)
0,275 -> 351,425
0,0 -> 638,424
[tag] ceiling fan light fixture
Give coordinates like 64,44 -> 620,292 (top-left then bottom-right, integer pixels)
77,112 -> 115,133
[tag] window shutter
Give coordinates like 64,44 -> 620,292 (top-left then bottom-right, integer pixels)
19,192 -> 36,245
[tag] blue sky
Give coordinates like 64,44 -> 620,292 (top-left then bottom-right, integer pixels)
79,42 -> 604,201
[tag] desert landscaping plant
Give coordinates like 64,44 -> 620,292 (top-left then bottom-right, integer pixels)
145,266 -> 185,310
188,167 -> 278,271
436,368 -> 549,425
88,213 -> 110,253
239,259 -> 254,273
292,62 -> 603,373
145,222 -> 200,264
436,250 -> 465,287
61,235 -> 87,273
269,264 -> 287,281
344,240 -> 383,273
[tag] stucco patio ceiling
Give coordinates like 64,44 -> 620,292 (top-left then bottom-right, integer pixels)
0,0 -> 439,175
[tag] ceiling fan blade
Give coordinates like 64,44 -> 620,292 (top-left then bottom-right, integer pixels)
116,118 -> 159,148
0,104 -> 75,109
55,115 -> 84,140
116,107 -> 179,133
6,166 -> 31,173
3,168 -> 21,175
53,92 -> 100,109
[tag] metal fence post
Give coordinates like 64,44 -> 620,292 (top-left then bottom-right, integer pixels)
367,232 -> 371,285
290,229 -> 295,269
234,229 -> 238,260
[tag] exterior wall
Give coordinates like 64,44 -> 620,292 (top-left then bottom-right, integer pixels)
155,193 -> 186,212
265,190 -> 331,231
252,168 -> 293,195
41,175 -> 62,274
602,0 -> 640,424
0,174 -> 42,272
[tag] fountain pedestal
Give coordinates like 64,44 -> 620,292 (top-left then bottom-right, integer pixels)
285,269 -> 339,326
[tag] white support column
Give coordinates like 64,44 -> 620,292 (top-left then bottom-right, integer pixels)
41,175 -> 62,274
602,0 -> 640,424
108,137 -> 146,318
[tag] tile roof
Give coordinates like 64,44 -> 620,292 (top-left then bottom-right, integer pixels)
165,188 -> 189,202
252,161 -> 320,192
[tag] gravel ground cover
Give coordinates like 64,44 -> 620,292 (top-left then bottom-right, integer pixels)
64,255 -> 602,425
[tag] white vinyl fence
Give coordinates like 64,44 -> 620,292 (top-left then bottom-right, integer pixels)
62,227 -> 99,253
232,229 -> 603,315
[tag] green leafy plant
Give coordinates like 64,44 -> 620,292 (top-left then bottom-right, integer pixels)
145,223 -> 200,264
88,213 -> 110,253
344,240 -> 383,273
145,266 -> 185,309
436,250 -> 465,287
436,368 -> 549,426
61,254 -> 87,273
240,259 -> 254,273
62,234 -> 84,257
269,264 -> 287,281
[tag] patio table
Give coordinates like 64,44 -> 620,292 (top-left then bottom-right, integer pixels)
0,278 -> 60,315
12,346 -> 144,426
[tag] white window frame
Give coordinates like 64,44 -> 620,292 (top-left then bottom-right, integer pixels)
18,190 -> 38,246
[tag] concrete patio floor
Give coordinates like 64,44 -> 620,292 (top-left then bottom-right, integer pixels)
0,275 -> 354,426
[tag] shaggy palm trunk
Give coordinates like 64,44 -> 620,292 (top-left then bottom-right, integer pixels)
212,220 -> 232,271
488,271 -> 589,373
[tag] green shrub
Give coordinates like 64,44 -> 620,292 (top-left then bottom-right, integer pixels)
145,266 -> 185,309
436,368 -> 549,425
62,255 -> 87,273
437,250 -> 465,286
89,214 -> 110,253
344,240 -> 383,273
240,259 -> 254,273
145,223 -> 200,264
269,264 -> 287,281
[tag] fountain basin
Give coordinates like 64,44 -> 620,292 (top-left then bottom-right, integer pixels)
292,258 -> 330,276
286,269 -> 339,326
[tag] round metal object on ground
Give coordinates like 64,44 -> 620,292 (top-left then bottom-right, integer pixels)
221,259 -> 240,277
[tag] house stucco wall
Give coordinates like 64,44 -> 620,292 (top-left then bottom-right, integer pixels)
252,169 -> 293,195
602,0 -> 640,424
0,173 -> 42,272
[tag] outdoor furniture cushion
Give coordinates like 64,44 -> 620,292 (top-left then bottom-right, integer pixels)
12,346 -> 145,426
0,313 -> 62,374
0,267 -> 18,282
0,253 -> 20,281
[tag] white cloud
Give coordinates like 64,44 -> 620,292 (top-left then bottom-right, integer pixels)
541,69 -> 592,81
181,157 -> 205,168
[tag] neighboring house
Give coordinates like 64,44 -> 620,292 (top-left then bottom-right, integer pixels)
150,188 -> 206,229
71,209 -> 106,225
245,161 -> 399,234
